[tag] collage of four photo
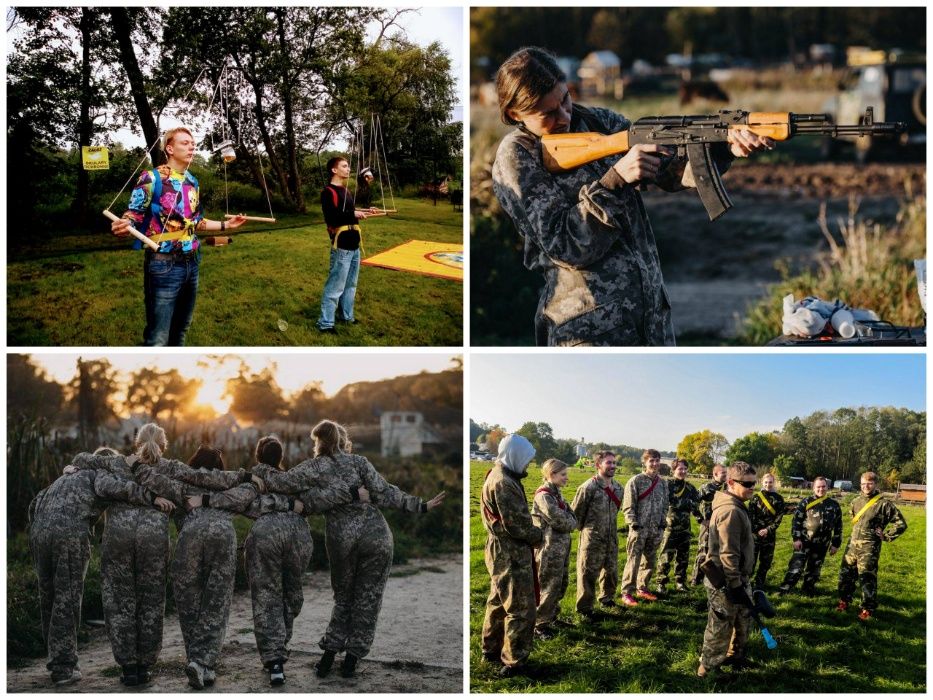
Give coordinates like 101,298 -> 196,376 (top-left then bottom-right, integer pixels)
4,3 -> 926,695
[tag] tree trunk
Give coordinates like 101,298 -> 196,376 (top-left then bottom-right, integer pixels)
275,9 -> 304,212
71,7 -> 92,226
109,8 -> 163,166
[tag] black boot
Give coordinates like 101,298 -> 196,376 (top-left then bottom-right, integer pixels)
340,653 -> 359,678
315,651 -> 336,678
137,665 -> 152,685
268,660 -> 285,686
120,664 -> 139,687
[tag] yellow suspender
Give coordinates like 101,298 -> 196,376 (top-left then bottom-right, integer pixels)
805,494 -> 829,510
852,494 -> 882,524
756,490 -> 776,515
674,485 -> 686,498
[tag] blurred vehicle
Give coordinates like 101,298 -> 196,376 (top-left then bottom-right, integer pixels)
833,480 -> 854,492
822,48 -> 925,162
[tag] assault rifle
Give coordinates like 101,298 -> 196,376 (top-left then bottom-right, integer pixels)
701,558 -> 778,649
540,107 -> 906,221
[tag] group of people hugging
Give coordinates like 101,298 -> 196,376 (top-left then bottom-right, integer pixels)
29,419 -> 444,688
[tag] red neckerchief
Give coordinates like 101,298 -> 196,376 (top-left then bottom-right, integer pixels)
593,476 -> 621,508
535,484 -> 567,511
638,475 -> 660,501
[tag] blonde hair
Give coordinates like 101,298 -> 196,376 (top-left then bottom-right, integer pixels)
135,423 -> 167,464
541,458 -> 568,480
93,446 -> 120,457
162,126 -> 193,154
311,420 -> 352,457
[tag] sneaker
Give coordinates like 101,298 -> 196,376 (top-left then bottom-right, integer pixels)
315,650 -> 336,678
340,653 -> 359,678
138,665 -> 153,685
655,584 -> 666,595
534,627 -> 554,640
620,593 -> 639,607
835,600 -> 850,613
186,661 -> 205,690
318,326 -> 337,334
268,661 -> 285,686
858,609 -> 873,622
52,669 -> 82,686
675,583 -> 688,592
636,589 -> 658,602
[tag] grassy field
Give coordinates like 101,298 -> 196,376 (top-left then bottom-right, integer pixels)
7,197 -> 462,346
469,462 -> 926,692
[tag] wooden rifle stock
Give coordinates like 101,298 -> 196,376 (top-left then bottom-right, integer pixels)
541,130 -> 631,173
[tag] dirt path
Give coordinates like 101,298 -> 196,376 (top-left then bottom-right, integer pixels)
8,555 -> 462,693
643,162 -> 924,339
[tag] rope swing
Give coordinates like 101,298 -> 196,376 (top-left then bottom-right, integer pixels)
349,113 -> 397,217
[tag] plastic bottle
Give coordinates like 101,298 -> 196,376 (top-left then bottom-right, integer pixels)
831,308 -> 856,338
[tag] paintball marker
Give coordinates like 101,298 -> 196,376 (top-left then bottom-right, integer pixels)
701,559 -> 778,649
540,107 -> 906,221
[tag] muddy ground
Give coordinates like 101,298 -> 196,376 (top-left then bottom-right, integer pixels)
643,161 -> 924,339
7,555 -> 462,694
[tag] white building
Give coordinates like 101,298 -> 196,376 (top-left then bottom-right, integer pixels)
380,411 -> 441,457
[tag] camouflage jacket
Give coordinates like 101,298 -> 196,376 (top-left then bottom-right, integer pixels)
572,476 -> 623,539
622,472 -> 669,531
707,490 -> 755,587
790,494 -> 843,547
698,479 -> 727,522
29,466 -> 155,537
531,482 -> 577,550
747,490 -> 786,539
664,478 -> 702,530
492,104 -> 731,347
481,466 -> 543,558
847,490 -> 907,545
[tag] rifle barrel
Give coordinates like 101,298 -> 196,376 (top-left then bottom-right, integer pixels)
794,123 -> 905,135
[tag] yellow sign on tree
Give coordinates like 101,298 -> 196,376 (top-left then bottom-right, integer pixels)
82,146 -> 109,170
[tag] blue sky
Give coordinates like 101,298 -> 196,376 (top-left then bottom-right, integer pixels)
471,354 -> 925,451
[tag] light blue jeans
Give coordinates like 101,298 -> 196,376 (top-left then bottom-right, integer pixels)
317,248 -> 360,329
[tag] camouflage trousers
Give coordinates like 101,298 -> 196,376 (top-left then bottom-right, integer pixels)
172,509 -> 237,669
621,526 -> 663,595
657,527 -> 692,587
691,521 -> 711,585
837,540 -> 882,612
752,535 -> 777,588
700,584 -> 751,669
31,529 -> 91,674
245,512 -> 314,664
535,537 -> 570,628
482,536 -> 536,667
781,539 -> 830,592
576,530 -> 618,612
101,508 -> 170,667
320,508 -> 393,659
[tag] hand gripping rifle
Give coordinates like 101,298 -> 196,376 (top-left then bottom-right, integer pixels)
701,558 -> 778,649
540,107 -> 906,221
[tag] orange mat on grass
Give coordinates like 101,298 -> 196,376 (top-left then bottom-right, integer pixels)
361,239 -> 463,281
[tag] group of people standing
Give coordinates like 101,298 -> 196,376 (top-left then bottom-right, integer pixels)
29,420 -> 444,688
479,435 -> 907,678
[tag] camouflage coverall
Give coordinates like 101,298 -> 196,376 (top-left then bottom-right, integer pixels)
621,472 -> 669,594
76,454 -> 248,668
700,490 -> 755,669
837,491 -> 907,612
571,476 -> 623,611
255,454 -> 425,660
779,494 -> 842,593
492,104 -> 732,347
243,474 -> 354,665
480,465 -> 543,666
747,490 -> 786,588
692,480 -> 727,585
531,482 -> 577,629
29,461 -> 157,677
657,478 -> 701,587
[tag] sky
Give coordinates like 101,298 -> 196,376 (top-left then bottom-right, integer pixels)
471,354 -> 925,451
31,353 -> 460,414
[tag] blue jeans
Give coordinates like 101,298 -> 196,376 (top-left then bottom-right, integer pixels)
143,252 -> 199,346
318,248 -> 360,329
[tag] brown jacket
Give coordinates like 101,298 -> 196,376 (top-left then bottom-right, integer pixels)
706,489 -> 754,588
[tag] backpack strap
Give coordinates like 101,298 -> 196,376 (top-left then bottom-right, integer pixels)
135,169 -> 163,250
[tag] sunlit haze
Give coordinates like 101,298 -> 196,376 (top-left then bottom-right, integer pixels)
471,354 -> 924,451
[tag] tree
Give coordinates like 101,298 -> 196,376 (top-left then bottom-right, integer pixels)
726,432 -> 779,468
771,454 -> 795,482
225,367 -> 287,425
289,381 -> 326,425
676,430 -> 729,474
7,355 -> 65,422
125,367 -> 201,423
71,358 -> 119,445
515,421 -> 558,460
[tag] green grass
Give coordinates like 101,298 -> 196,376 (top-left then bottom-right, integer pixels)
7,197 -> 462,346
469,462 -> 926,692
